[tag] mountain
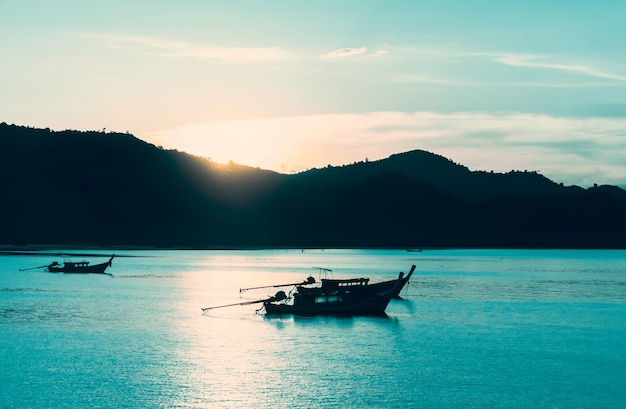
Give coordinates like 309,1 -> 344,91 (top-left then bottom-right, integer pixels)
295,150 -> 585,202
1,122 -> 625,248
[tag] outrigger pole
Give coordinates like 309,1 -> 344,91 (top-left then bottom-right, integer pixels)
19,264 -> 50,271
239,276 -> 315,293
202,291 -> 287,312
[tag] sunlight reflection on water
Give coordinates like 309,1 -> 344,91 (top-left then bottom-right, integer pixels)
1,249 -> 625,408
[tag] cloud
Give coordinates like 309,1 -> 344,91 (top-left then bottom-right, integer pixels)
396,46 -> 626,77
321,47 -> 367,59
144,112 -> 626,187
496,54 -> 626,82
320,46 -> 390,60
73,32 -> 288,62
382,46 -> 626,90
390,74 -> 626,88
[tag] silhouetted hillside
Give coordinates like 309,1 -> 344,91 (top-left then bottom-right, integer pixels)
297,150 -> 584,202
0,123 -> 297,246
2,122 -> 625,248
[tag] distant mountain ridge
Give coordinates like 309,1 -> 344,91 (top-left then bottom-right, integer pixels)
296,150 -> 587,202
1,122 -> 625,248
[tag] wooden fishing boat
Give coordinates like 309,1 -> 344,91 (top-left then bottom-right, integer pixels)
261,280 -> 401,316
46,255 -> 115,274
261,270 -> 408,316
202,265 -> 415,316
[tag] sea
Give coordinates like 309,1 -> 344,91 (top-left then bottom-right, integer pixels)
1,248 -> 625,408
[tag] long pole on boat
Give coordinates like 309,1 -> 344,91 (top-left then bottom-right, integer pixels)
202,291 -> 287,312
201,298 -> 268,311
312,267 -> 332,279
19,264 -> 50,271
239,276 -> 315,293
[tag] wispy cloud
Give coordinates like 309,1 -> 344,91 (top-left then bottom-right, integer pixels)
395,46 -> 626,80
390,74 -> 626,88
497,54 -> 626,82
320,46 -> 390,59
321,47 -> 367,59
386,46 -> 626,88
73,32 -> 288,62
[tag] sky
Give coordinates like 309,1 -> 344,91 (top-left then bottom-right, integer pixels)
2,0 -> 626,187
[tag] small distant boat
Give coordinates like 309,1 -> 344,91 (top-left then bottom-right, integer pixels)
46,255 -> 115,274
202,265 -> 415,316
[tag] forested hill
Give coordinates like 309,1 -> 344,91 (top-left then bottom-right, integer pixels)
2,122 -> 626,248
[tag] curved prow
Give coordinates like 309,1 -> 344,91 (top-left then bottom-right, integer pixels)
393,265 -> 416,298
406,264 -> 416,281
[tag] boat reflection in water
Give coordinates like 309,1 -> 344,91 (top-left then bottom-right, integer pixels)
202,265 -> 415,316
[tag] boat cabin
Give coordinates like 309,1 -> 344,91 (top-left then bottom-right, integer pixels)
320,277 -> 369,290
65,261 -> 90,268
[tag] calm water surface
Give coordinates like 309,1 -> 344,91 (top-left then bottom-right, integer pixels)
1,249 -> 625,408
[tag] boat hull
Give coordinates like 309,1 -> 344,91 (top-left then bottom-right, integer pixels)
263,293 -> 393,316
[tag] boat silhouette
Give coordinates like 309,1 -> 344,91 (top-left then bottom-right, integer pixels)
202,265 -> 415,316
46,255 -> 115,274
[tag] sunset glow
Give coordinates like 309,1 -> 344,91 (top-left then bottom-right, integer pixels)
2,1 -> 626,187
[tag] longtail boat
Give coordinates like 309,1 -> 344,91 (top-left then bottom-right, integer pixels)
202,265 -> 415,316
46,255 -> 115,274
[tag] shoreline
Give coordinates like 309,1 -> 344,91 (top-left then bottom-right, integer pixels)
2,244 -> 624,255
